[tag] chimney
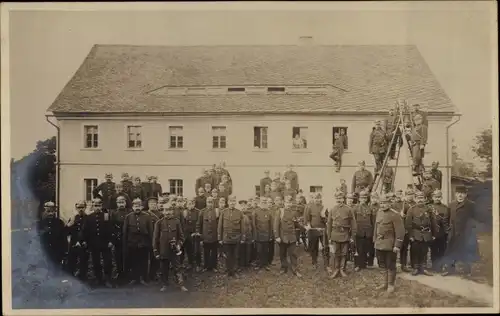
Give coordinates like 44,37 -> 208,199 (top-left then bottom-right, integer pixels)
298,36 -> 314,46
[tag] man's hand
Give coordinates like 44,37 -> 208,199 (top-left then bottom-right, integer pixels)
200,241 -> 204,246
304,224 -> 311,231
349,238 -> 354,244
409,237 -> 415,242
219,240 -> 223,245
155,254 -> 160,260
67,216 -> 75,227
420,145 -> 425,149
108,242 -> 114,249
82,242 -> 87,248
74,241 -> 81,247
393,247 -> 400,253
432,236 -> 436,240
275,237 -> 282,243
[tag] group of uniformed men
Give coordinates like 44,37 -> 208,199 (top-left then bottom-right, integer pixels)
37,153 -> 483,295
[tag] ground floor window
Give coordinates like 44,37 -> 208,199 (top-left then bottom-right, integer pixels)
169,179 -> 184,196
84,178 -> 98,201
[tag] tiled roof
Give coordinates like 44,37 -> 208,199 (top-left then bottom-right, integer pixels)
47,44 -> 457,114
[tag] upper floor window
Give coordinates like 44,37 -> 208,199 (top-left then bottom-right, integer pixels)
84,125 -> 99,148
310,186 -> 323,193
127,126 -> 142,149
84,178 -> 98,201
332,127 -> 348,150
169,126 -> 184,149
254,126 -> 268,149
292,127 -> 308,149
212,126 -> 227,149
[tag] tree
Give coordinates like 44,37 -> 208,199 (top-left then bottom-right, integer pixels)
472,127 -> 492,177
451,139 -> 478,177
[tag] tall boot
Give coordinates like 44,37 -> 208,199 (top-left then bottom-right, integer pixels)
387,270 -> 396,293
340,256 -> 348,277
411,263 -> 420,276
324,254 -> 332,274
330,256 -> 340,279
376,269 -> 388,290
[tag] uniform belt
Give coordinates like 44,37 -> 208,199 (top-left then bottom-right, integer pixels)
420,226 -> 431,232
377,233 -> 385,240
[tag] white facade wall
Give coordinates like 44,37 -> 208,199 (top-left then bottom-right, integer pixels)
57,114 -> 452,220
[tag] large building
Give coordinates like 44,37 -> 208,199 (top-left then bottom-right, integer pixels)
47,43 -> 458,220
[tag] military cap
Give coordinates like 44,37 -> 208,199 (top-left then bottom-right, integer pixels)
133,176 -> 141,181
370,192 -> 379,198
105,173 -> 113,178
358,160 -> 366,166
44,201 -> 55,207
455,185 -> 467,193
75,200 -> 86,208
92,198 -> 103,204
150,175 -> 158,180
132,198 -> 143,205
158,197 -> 167,204
315,192 -> 323,198
121,172 -> 129,177
147,196 -> 158,203
414,191 -> 425,198
264,170 -> 270,174
239,200 -> 247,205
359,191 -> 369,198
116,196 -> 126,202
206,196 -> 214,202
228,195 -> 237,201
432,189 -> 443,197
346,193 -> 354,199
414,114 -> 423,120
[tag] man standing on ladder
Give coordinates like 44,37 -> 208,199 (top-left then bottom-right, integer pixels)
409,114 -> 428,175
369,120 -> 388,175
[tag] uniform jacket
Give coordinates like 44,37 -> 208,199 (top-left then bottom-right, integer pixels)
147,210 -> 163,228
431,169 -> 443,189
391,201 -> 404,213
253,207 -> 274,242
195,176 -> 212,194
382,167 -> 394,184
82,211 -> 113,249
304,204 -> 327,237
327,204 -> 357,242
110,208 -> 131,244
121,180 -> 133,197
270,190 -> 283,201
428,203 -> 450,239
284,170 -> 299,191
218,207 -> 244,243
351,170 -> 374,192
181,207 -> 200,236
283,188 -> 297,200
405,204 -> 437,242
353,203 -> 374,238
369,127 -> 387,154
141,182 -> 152,200
67,213 -> 87,245
92,181 -> 116,209
340,134 -> 348,149
411,124 -> 428,145
373,209 -> 405,251
384,115 -> 398,133
153,215 -> 184,259
272,179 -> 285,193
109,192 -> 132,210
260,177 -> 273,196
129,185 -> 145,201
122,211 -> 154,249
194,195 -> 207,210
149,183 -> 163,199
241,211 -> 254,243
196,207 -> 218,243
39,216 -> 67,255
331,137 -> 345,159
274,207 -> 298,244
413,110 -> 429,127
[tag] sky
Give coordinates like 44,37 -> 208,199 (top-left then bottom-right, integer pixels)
6,2 -> 497,167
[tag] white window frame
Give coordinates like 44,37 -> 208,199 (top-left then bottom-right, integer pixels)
211,126 -> 227,150
168,126 -> 184,149
126,125 -> 143,149
253,126 -> 269,150
169,179 -> 184,196
82,124 -> 100,150
292,126 -> 309,150
84,178 -> 98,201
332,126 -> 349,151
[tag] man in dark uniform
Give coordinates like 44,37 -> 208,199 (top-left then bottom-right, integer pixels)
142,176 -> 152,200
382,166 -> 395,194
218,195 -> 244,277
422,170 -> 441,203
351,160 -> 374,195
207,168 -> 217,191
153,203 -> 188,292
196,197 -> 219,272
110,183 -> 132,210
195,187 -> 207,210
145,197 -> 162,282
253,196 -> 273,271
123,198 -> 153,286
430,161 -> 443,189
149,176 -> 163,199
129,176 -> 145,202
92,173 -> 116,211
39,201 -> 66,275
283,179 -> 298,201
66,201 -> 89,280
405,191 -> 438,276
303,193 -> 328,270
373,194 -> 405,293
82,198 -> 114,287
260,170 -> 273,197
352,191 -> 374,272
220,161 -> 232,186
284,164 -> 299,191
180,198 -> 202,272
442,185 -> 487,277
411,103 -> 429,127
110,196 -> 131,284
274,198 -> 302,277
409,114 -> 428,174
429,189 -> 450,272
239,200 -> 254,270
273,172 -> 285,193
195,169 -> 208,194
369,120 -> 388,174
121,173 -> 133,197
330,132 -> 345,172
368,192 -> 380,267
327,191 -> 357,278
400,187 -> 416,272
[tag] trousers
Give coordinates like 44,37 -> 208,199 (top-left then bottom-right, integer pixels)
90,246 -> 112,281
256,241 -> 270,268
202,242 -> 218,270
160,257 -> 183,286
279,242 -> 298,272
354,236 -> 373,268
238,243 -> 252,267
431,235 -> 447,269
223,243 -> 239,275
67,245 -> 88,279
127,247 -> 149,281
410,240 -> 429,269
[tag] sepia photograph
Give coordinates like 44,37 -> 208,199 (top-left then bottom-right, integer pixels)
1,1 -> 498,315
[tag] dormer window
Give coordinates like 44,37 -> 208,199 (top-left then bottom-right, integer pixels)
267,87 -> 286,93
228,87 -> 246,92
